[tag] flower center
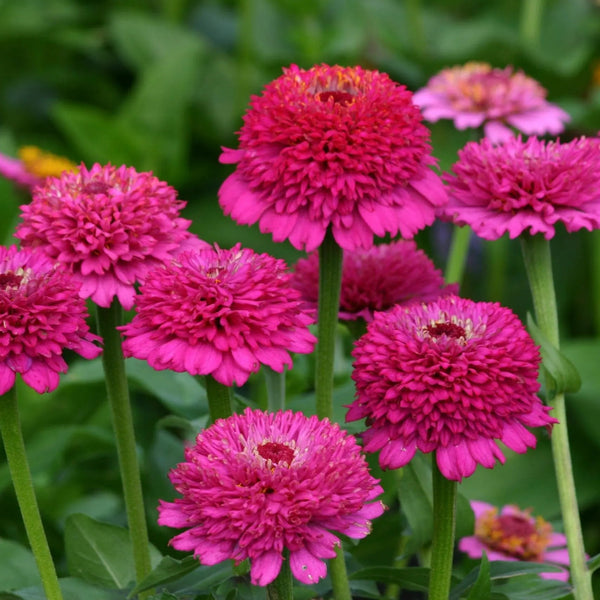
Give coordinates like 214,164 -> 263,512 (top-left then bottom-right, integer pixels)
317,90 -> 355,105
426,321 -> 466,339
83,181 -> 111,195
0,271 -> 23,289
475,507 -> 552,561
257,441 -> 295,466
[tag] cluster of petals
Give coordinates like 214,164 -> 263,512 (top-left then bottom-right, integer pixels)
0,146 -> 77,190
413,62 -> 570,143
459,500 -> 570,580
442,135 -> 600,240
119,244 -> 317,386
16,163 -> 203,310
219,63 -> 447,252
0,245 -> 102,395
291,239 -> 457,322
348,296 -> 556,482
158,408 -> 385,586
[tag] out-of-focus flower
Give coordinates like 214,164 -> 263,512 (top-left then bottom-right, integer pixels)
158,408 -> 385,586
290,240 -> 457,322
0,146 -> 77,189
0,245 -> 102,394
441,135 -> 600,240
459,500 -> 570,580
120,244 -> 317,386
16,163 -> 203,310
413,62 -> 570,143
219,64 -> 447,252
348,296 -> 556,482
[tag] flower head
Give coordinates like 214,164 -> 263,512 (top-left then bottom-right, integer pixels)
0,146 -> 77,190
459,501 -> 570,580
16,163 -> 204,309
442,135 -> 600,240
120,244 -> 317,386
219,64 -> 447,252
291,240 -> 457,322
348,296 -> 556,481
0,245 -> 102,395
413,62 -> 569,143
158,408 -> 384,586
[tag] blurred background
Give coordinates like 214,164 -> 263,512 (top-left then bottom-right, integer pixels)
1,0 -> 600,592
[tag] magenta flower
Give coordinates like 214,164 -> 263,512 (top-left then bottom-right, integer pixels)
413,62 -> 570,143
291,240 -> 457,322
348,296 -> 556,481
219,64 -> 447,252
120,244 -> 317,386
0,245 -> 102,394
459,501 -> 570,580
16,163 -> 204,310
158,408 -> 385,586
442,135 -> 600,240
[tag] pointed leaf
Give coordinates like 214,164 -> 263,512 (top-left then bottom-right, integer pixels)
466,552 -> 491,600
587,552 -> 600,573
348,566 -> 430,592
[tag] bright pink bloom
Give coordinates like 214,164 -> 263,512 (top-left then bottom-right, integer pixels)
459,501 -> 570,580
120,244 -> 317,386
219,64 -> 447,252
0,152 -> 42,189
158,408 -> 385,586
348,296 -> 556,482
291,240 -> 457,322
0,245 -> 102,394
16,163 -> 204,310
413,62 -> 570,143
442,135 -> 600,240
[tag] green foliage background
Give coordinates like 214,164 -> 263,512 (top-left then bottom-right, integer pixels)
1,0 -> 600,598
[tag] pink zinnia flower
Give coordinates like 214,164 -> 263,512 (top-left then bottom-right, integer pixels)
219,64 -> 447,252
348,296 -> 556,482
442,135 -> 600,240
459,501 -> 570,581
291,240 -> 457,322
119,244 -> 317,386
0,245 -> 102,394
158,408 -> 385,586
15,163 -> 204,310
413,62 -> 570,143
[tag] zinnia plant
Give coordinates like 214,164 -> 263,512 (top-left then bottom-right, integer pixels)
158,408 -> 385,591
459,501 -> 570,581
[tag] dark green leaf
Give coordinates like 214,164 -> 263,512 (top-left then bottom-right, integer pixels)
0,540 -> 41,591
466,552 -> 491,600
348,566 -> 430,592
587,552 -> 600,573
131,556 -> 200,594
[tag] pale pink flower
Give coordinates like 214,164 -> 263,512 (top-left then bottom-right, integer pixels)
413,62 -> 570,143
0,245 -> 102,394
120,244 -> 317,386
219,64 -> 447,252
348,296 -> 556,482
290,240 -> 457,322
158,408 -> 385,586
442,135 -> 600,240
459,501 -> 570,581
16,163 -> 204,309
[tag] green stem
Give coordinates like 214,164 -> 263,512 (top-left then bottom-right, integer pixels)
520,0 -> 545,47
205,375 -> 233,421
266,552 -> 293,600
329,544 -> 352,600
444,226 -> 472,286
0,387 -> 63,600
96,302 -> 153,599
485,237 -> 510,303
315,229 -> 343,421
264,367 -> 286,412
428,456 -> 457,600
520,235 -> 593,600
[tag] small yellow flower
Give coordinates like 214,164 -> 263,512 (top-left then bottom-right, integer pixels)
17,146 -> 77,179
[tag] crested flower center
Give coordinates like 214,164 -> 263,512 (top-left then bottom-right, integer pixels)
257,441 -> 295,466
426,321 -> 466,339
475,506 -> 553,561
317,90 -> 355,105
0,271 -> 24,289
82,181 -> 111,195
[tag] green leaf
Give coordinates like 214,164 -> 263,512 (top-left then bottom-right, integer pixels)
131,556 -> 200,594
527,314 -> 581,395
6,577 -> 122,600
0,539 -> 41,591
65,513 -> 156,590
466,552 -> 491,600
348,566 -> 430,592
587,552 -> 600,573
